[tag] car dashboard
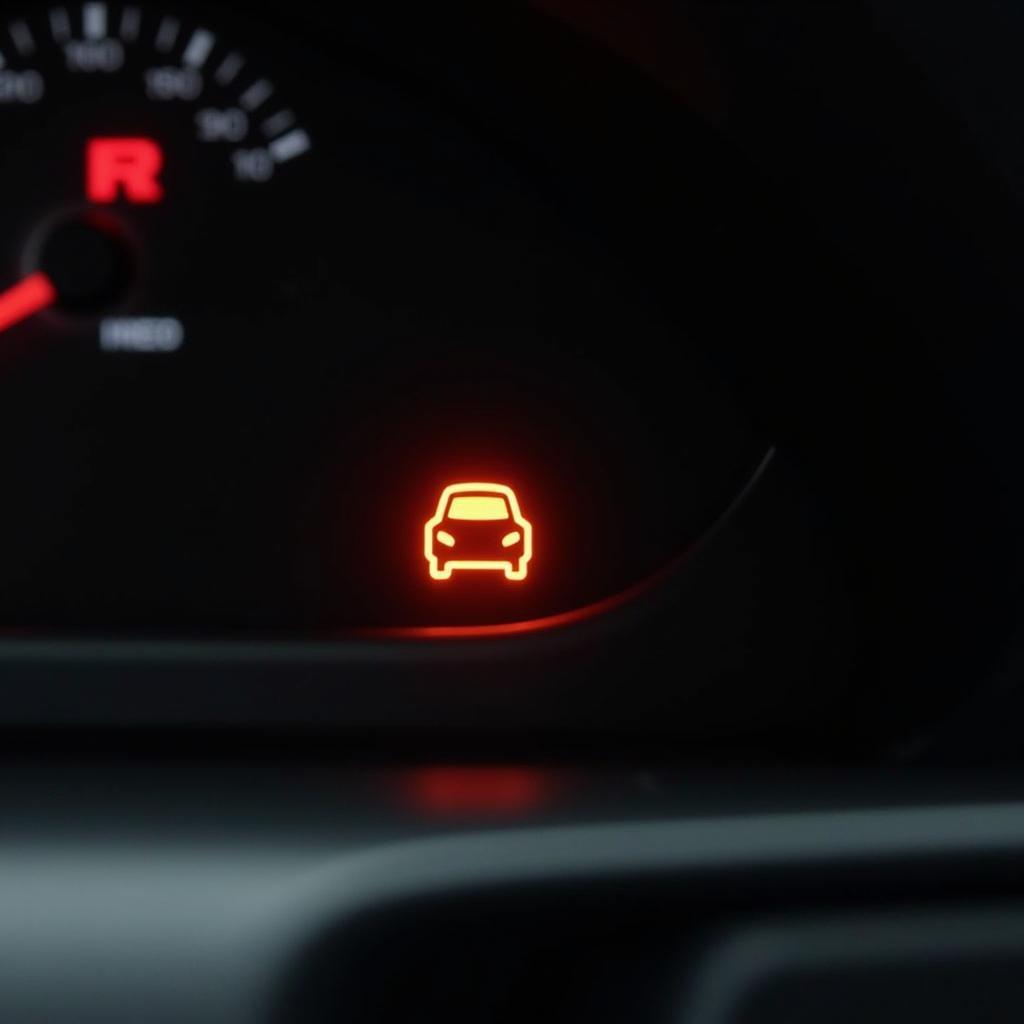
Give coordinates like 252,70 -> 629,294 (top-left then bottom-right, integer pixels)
2,1 -> 1024,1021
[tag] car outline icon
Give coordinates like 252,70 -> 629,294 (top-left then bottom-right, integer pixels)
424,482 -> 533,581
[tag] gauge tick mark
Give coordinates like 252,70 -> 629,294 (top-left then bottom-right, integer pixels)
268,128 -> 310,163
48,7 -> 71,44
9,19 -> 35,56
261,109 -> 295,138
82,2 -> 107,41
240,78 -> 273,112
214,51 -> 244,86
154,15 -> 178,53
119,6 -> 140,43
182,28 -> 215,69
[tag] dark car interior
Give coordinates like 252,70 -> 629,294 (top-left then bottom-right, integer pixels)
2,1 -> 1024,1021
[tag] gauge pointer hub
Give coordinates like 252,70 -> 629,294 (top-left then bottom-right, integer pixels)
37,212 -> 135,313
0,212 -> 136,337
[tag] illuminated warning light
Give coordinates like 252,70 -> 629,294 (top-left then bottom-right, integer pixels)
424,482 -> 533,581
86,137 -> 165,204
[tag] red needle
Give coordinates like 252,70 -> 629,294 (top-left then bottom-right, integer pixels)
0,271 -> 57,335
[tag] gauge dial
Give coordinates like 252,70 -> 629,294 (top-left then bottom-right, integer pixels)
0,3 -> 312,351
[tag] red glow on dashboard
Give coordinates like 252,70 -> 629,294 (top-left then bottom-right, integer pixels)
365,549 -> 682,639
402,767 -> 556,817
86,137 -> 165,204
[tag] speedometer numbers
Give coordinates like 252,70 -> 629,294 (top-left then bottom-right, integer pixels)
0,3 -> 311,352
